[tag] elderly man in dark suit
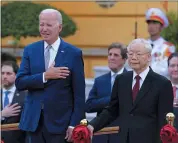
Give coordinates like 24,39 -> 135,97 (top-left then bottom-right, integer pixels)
1,61 -> 27,143
85,42 -> 127,143
87,38 -> 173,143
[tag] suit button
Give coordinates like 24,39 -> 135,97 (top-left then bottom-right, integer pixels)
130,114 -> 134,116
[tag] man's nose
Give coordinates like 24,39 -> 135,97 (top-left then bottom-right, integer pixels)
131,54 -> 137,60
43,26 -> 47,31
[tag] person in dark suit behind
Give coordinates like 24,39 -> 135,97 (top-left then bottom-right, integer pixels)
85,42 -> 127,143
15,9 -> 85,143
87,38 -> 174,143
1,61 -> 26,143
168,52 -> 178,128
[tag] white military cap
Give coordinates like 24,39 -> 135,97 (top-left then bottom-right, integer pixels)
145,8 -> 169,28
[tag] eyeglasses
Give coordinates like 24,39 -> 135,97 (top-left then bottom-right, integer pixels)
127,52 -> 149,58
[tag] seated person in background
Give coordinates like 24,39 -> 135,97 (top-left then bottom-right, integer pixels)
85,42 -> 127,143
168,52 -> 178,128
1,61 -> 27,143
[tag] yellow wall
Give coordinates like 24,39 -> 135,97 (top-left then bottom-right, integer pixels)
2,1 -> 178,77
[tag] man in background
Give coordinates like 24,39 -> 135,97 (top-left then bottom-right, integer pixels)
1,61 -> 26,143
146,8 -> 176,77
86,42 -> 127,143
168,52 -> 178,128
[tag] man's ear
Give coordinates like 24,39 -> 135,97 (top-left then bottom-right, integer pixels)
59,24 -> 62,33
148,53 -> 152,62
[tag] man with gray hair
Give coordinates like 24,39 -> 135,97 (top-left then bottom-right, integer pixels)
15,9 -> 85,143
87,38 -> 173,143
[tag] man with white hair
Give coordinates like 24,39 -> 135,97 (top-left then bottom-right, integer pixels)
15,9 -> 85,143
87,38 -> 173,143
145,8 -> 176,77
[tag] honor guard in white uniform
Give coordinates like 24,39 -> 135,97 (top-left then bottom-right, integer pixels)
146,8 -> 176,77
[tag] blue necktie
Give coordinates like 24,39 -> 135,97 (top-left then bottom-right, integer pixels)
111,73 -> 117,89
4,91 -> 10,108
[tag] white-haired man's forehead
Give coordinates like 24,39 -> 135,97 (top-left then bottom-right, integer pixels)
127,39 -> 152,52
39,9 -> 62,24
39,11 -> 58,17
127,42 -> 152,53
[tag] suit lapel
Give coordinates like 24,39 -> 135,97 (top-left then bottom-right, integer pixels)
38,41 -> 45,71
11,90 -> 20,104
105,72 -> 112,94
125,72 -> 134,109
1,90 -> 3,110
54,39 -> 67,67
131,70 -> 153,111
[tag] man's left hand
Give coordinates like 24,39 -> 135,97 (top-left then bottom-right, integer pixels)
65,127 -> 73,142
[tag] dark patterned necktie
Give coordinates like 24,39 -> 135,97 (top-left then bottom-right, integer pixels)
173,86 -> 177,98
132,75 -> 141,101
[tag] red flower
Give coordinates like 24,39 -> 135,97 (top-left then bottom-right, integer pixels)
160,124 -> 178,143
72,125 -> 91,143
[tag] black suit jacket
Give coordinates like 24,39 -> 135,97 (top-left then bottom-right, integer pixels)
90,69 -> 173,143
1,89 -> 27,143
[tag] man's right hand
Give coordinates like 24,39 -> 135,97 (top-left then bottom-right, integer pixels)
44,62 -> 70,80
1,103 -> 21,118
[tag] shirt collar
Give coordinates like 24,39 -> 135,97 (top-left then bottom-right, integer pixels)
172,84 -> 178,88
148,37 -> 164,45
111,67 -> 124,77
3,84 -> 16,94
133,67 -> 150,81
44,37 -> 61,52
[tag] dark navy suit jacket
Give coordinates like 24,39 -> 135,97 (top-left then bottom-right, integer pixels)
15,38 -> 85,134
86,68 -> 127,116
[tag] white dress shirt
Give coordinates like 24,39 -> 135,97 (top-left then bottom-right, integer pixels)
44,37 -> 61,68
111,67 -> 124,84
132,67 -> 150,89
2,85 -> 16,108
43,37 -> 61,82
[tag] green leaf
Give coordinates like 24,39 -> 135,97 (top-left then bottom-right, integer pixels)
161,11 -> 178,51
